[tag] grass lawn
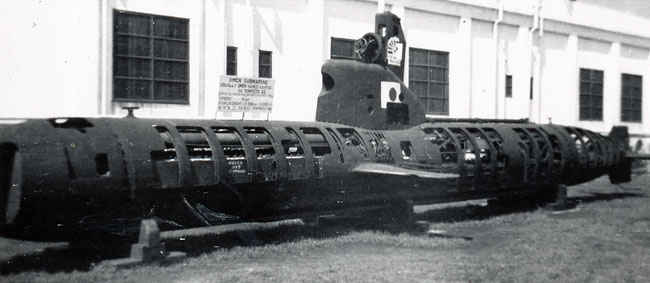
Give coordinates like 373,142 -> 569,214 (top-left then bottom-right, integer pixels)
1,173 -> 649,282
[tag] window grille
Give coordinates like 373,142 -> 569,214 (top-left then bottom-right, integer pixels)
113,10 -> 189,104
259,50 -> 272,78
408,48 -> 449,115
226,46 -> 237,76
330,37 -> 357,60
621,73 -> 642,122
505,75 -> 512,98
579,68 -> 604,121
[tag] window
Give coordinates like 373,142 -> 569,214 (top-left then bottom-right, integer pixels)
409,48 -> 449,115
259,50 -> 272,78
579,68 -> 604,121
226,46 -> 237,76
331,37 -> 357,60
529,77 -> 533,100
505,75 -> 512,98
113,10 -> 189,104
621,74 -> 642,122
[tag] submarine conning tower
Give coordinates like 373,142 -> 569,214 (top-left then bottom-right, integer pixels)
316,11 -> 426,131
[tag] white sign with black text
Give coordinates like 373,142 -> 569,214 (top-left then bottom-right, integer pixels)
386,36 -> 403,67
218,76 -> 275,113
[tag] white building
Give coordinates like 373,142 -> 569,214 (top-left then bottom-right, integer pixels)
1,0 -> 649,149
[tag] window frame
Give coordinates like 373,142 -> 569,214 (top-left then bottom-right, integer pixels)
505,74 -> 513,98
579,68 -> 604,121
112,9 -> 190,104
226,46 -> 238,76
408,47 -> 450,116
621,73 -> 643,123
258,50 -> 272,78
330,37 -> 357,60
529,76 -> 533,100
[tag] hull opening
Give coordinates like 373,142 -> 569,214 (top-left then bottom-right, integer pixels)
0,144 -> 20,225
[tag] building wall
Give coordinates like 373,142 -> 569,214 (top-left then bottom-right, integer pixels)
222,0 -> 327,122
0,0 -> 102,118
1,0 -> 649,149
539,32 -> 571,124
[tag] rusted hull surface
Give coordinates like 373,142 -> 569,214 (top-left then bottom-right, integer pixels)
0,117 -> 629,238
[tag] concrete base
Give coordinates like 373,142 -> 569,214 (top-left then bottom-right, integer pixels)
97,219 -> 187,269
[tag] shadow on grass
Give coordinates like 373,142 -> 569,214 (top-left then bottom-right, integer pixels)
572,192 -> 645,204
415,201 -> 535,224
419,191 -> 647,224
1,190 -> 645,275
156,190 -> 648,258
0,234 -> 130,275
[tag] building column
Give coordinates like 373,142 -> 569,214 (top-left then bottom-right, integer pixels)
645,54 -> 650,136
497,33 -> 509,119
204,0 -> 225,118
99,0 -> 111,116
527,29 -> 539,122
455,16 -> 472,117
304,0 -> 325,120
507,25 -> 530,120
567,34 -> 579,124
197,0 -> 207,117
606,42 -> 621,128
531,40 -> 542,123
241,0 -> 256,78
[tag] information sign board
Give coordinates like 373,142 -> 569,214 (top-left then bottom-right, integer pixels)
218,76 -> 274,113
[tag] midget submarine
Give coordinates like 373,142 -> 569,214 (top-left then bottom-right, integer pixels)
0,12 -> 644,240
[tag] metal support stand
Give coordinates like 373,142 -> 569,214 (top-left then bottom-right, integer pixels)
545,184 -> 568,210
122,106 -> 140,118
400,199 -> 415,225
302,215 -> 322,227
380,198 -> 415,227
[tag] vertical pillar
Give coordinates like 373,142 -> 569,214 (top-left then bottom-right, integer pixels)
305,0 -> 325,120
241,0 -> 256,78
509,25 -> 530,120
206,0 -> 225,118
606,42 -> 621,129
531,42 -> 541,123
494,30 -> 501,119
492,4 -> 503,119
500,39 -> 508,119
533,37 -> 547,124
456,16 -> 472,117
99,0 -> 111,116
567,34 -> 579,124
197,0 -> 207,117
645,52 -> 650,137
527,30 -> 537,121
